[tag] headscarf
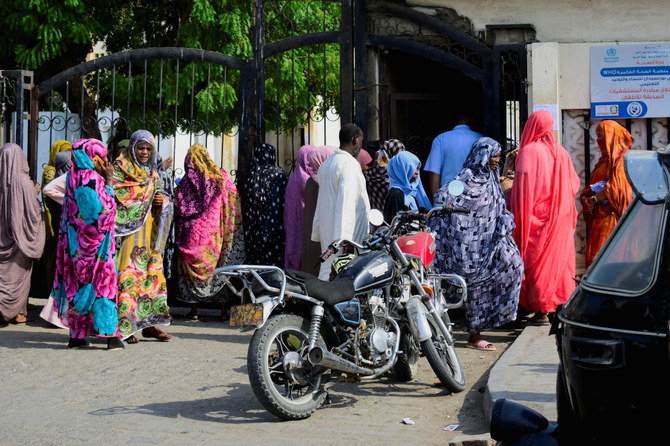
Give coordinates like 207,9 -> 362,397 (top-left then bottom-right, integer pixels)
387,151 -> 431,210
432,137 -> 511,278
591,120 -> 633,215
307,146 -> 336,183
429,137 -> 522,333
52,138 -> 118,336
364,138 -> 406,210
54,150 -> 72,177
112,130 -> 162,237
175,144 -> 241,288
356,149 -> 372,170
509,110 -> 580,313
284,145 -> 316,270
580,120 -> 633,267
42,140 -> 72,187
41,140 -> 72,239
243,143 -> 288,266
0,143 -> 45,261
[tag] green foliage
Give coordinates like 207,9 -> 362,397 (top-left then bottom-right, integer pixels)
0,0 -> 341,136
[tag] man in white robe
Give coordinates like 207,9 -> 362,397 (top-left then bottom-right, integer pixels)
312,123 -> 370,280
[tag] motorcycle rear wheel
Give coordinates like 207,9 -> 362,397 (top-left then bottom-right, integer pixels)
421,317 -> 466,393
247,313 -> 327,420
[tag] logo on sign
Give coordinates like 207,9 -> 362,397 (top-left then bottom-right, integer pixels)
627,102 -> 643,117
606,48 -> 616,57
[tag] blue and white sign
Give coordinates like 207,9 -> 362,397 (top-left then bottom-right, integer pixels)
591,44 -> 670,119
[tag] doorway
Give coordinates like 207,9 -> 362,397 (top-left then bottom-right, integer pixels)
381,50 -> 484,164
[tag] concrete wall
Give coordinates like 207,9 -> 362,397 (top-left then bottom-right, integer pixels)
410,0 -> 670,44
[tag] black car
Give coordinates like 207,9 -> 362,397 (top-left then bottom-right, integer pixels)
491,148 -> 670,444
556,147 -> 670,442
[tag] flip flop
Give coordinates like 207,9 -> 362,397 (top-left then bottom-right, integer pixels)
466,340 -> 496,351
10,315 -> 30,325
125,335 -> 139,344
142,326 -> 172,341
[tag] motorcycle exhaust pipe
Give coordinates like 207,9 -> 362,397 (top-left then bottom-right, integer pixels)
308,347 -> 374,376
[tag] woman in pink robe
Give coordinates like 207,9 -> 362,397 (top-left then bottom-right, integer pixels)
509,110 -> 580,324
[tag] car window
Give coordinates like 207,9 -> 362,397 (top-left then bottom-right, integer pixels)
585,201 -> 666,293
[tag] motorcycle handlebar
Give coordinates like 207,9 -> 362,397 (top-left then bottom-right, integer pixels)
322,205 -> 471,257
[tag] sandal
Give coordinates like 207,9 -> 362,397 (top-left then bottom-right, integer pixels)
11,314 -> 29,325
125,335 -> 139,344
528,313 -> 551,326
466,339 -> 496,351
142,326 -> 172,341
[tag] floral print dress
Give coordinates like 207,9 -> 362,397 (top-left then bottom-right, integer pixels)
52,139 -> 119,338
175,144 -> 245,302
113,130 -> 173,339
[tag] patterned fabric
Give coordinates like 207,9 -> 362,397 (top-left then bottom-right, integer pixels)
42,140 -> 72,239
580,120 -> 633,267
40,149 -> 73,301
112,130 -> 166,237
284,145 -> 316,270
509,111 -> 580,314
156,153 -> 176,278
52,139 -> 119,338
175,144 -> 245,302
364,139 -> 405,211
430,137 -> 523,333
243,143 -> 288,266
113,130 -> 172,339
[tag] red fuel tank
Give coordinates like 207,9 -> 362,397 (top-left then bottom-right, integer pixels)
397,231 -> 436,268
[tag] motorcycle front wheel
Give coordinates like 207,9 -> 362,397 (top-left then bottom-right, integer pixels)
421,317 -> 466,393
247,313 -> 327,420
394,328 -> 420,382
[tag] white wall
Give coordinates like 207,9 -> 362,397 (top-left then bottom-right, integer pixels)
410,0 -> 670,44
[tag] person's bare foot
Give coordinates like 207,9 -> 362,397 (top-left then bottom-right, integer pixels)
11,314 -> 28,324
185,304 -> 198,321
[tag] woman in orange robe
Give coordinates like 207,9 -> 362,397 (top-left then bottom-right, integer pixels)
509,110 -> 581,324
579,120 -> 633,268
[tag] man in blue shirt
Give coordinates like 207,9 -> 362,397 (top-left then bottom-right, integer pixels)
424,115 -> 482,203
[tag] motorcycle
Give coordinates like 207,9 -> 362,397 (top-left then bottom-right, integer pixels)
216,203 -> 470,420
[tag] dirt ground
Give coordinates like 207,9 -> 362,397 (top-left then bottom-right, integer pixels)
0,299 -> 521,445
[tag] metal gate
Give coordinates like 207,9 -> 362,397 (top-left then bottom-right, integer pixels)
4,0 -> 527,183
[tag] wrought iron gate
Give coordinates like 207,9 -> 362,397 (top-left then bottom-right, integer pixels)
6,0 -> 527,184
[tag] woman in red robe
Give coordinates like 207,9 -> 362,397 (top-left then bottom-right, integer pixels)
509,110 -> 580,325
579,120 -> 633,268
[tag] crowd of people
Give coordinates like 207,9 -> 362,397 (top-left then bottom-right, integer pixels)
0,111 -> 634,352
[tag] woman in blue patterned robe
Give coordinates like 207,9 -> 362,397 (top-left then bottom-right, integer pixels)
430,137 -> 523,351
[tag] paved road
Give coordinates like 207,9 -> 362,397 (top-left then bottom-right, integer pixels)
0,299 -> 520,446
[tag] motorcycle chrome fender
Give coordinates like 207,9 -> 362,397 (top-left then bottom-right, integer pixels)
406,296 -> 432,342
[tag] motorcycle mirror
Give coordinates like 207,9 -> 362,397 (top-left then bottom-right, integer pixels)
368,209 -> 385,226
447,179 -> 465,197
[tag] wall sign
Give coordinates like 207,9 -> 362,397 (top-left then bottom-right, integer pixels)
591,44 -> 670,119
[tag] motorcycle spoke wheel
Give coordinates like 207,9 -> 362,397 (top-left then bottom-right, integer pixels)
421,319 -> 466,393
248,314 -> 327,420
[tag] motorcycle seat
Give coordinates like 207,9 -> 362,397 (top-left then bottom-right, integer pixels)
286,269 -> 355,306
251,270 -> 307,295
